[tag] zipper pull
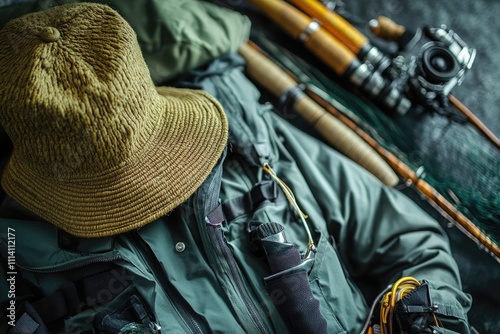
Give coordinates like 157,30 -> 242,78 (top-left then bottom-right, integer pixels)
262,163 -> 316,258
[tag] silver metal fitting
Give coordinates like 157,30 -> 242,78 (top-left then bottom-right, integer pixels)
298,19 -> 321,42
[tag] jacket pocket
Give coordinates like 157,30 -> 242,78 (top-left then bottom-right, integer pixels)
309,233 -> 367,334
65,286 -> 159,334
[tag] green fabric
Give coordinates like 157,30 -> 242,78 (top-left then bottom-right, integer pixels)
0,116 -> 472,333
99,0 -> 250,84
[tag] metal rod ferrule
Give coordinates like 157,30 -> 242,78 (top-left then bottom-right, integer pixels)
299,19 -> 321,42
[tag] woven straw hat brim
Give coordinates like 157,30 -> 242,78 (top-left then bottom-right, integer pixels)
1,87 -> 228,238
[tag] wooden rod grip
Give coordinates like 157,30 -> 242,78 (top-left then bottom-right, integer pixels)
247,0 -> 310,37
369,16 -> 406,42
239,43 -> 399,187
238,43 -> 297,95
248,0 -> 356,75
288,0 -> 368,53
304,26 -> 355,75
294,97 -> 399,186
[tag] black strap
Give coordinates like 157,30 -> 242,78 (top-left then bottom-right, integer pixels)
10,301 -> 49,334
254,222 -> 328,334
205,203 -> 225,226
221,180 -> 284,222
276,84 -> 306,115
1,227 -> 128,331
1,259 -> 130,332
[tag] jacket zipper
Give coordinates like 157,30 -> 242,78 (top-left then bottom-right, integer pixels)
131,231 -> 207,334
207,225 -> 270,334
193,145 -> 270,333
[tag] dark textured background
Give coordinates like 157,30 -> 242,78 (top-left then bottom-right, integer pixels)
344,2 -> 500,218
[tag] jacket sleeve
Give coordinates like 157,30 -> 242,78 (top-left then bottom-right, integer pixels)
270,113 -> 472,332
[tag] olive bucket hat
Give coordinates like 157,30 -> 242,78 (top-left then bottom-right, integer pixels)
0,3 -> 228,237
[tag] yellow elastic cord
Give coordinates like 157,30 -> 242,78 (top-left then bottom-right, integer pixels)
389,276 -> 420,308
379,277 -> 440,334
262,163 -> 316,257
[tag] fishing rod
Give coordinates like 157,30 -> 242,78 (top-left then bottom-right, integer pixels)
448,94 -> 500,149
305,83 -> 500,262
239,42 -> 399,187
246,0 -> 411,116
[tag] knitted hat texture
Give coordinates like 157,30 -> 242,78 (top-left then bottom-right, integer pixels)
0,3 -> 228,237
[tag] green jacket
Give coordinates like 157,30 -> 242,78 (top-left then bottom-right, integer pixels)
0,54 -> 471,333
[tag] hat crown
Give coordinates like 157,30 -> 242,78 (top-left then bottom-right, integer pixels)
0,3 -> 229,237
0,3 -> 161,179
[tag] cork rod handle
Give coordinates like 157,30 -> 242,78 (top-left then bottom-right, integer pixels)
239,43 -> 399,187
248,0 -> 356,75
288,0 -> 368,53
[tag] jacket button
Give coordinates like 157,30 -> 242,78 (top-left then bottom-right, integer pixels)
175,242 -> 186,253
